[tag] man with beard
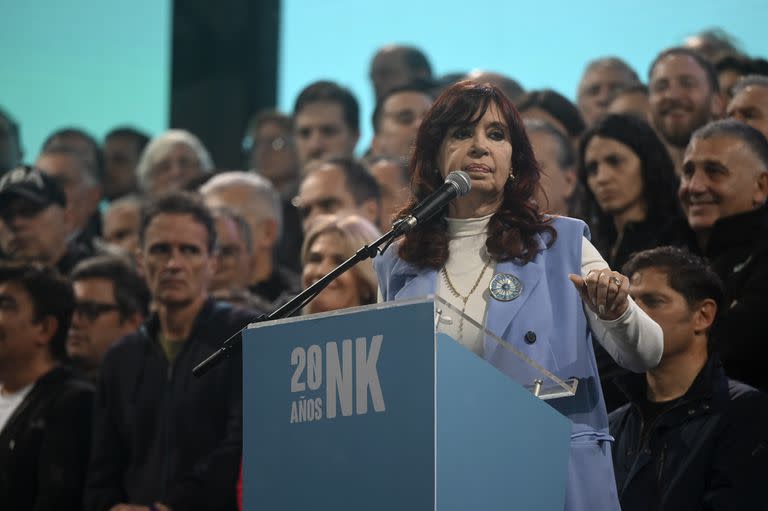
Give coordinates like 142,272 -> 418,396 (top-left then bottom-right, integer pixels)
649,48 -> 724,173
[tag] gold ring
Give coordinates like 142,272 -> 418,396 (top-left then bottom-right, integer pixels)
610,277 -> 622,287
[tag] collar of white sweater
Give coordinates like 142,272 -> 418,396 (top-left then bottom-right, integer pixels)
446,212 -> 494,238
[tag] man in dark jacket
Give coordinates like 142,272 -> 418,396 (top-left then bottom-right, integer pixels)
0,262 -> 94,511
670,119 -> 768,391
609,247 -> 768,511
85,192 -> 261,511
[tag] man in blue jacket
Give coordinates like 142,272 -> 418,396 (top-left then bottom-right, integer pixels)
610,246 -> 768,510
85,192 -> 262,511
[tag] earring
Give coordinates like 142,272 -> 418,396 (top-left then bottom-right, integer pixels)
509,167 -> 516,181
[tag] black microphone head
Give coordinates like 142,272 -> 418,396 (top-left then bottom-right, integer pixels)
446,170 -> 471,196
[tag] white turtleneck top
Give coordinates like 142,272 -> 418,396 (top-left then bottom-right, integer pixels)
433,214 -> 661,372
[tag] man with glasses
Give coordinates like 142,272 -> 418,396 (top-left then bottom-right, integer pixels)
201,172 -> 302,309
370,82 -> 434,161
0,165 -> 91,275
67,255 -> 149,382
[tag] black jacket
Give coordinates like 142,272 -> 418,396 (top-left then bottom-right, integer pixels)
0,366 -> 95,511
660,206 -> 768,391
85,298 -> 258,511
593,215 -> 686,412
609,356 -> 768,511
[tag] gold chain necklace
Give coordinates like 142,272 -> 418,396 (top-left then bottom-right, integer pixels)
441,258 -> 491,339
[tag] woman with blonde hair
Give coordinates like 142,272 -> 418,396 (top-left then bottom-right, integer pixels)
301,214 -> 381,314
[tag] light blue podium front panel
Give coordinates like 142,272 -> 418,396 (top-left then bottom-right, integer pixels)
436,333 -> 571,511
243,299 -> 436,511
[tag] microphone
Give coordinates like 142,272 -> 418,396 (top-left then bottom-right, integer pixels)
394,170 -> 471,234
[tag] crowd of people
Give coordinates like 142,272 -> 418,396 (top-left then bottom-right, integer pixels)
1,27 -> 768,510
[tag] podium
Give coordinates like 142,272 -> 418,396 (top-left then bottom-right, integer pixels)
242,297 -> 575,510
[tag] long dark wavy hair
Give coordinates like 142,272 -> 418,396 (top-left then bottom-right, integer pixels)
397,81 -> 556,269
577,113 -> 682,253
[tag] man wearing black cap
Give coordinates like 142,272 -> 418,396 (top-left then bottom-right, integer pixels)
0,165 -> 92,275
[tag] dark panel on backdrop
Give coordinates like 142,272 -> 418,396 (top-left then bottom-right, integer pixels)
171,0 -> 279,169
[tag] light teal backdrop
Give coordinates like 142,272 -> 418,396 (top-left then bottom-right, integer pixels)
0,0 -> 171,160
280,0 -> 768,152
2,1 -> 766,162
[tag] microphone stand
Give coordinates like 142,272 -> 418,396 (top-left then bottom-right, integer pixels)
192,220 -> 407,377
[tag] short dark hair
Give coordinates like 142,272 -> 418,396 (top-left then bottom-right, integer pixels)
0,262 -> 74,362
0,106 -> 20,143
71,255 -> 150,319
690,119 -> 768,170
293,81 -> 360,133
38,146 -> 97,185
622,246 -> 725,324
524,119 -> 576,169
515,89 -> 586,138
715,54 -> 755,75
398,46 -> 433,78
324,156 -> 381,206
105,126 -> 151,154
372,80 -> 434,132
41,127 -> 106,185
140,191 -> 217,253
245,109 -> 293,134
649,47 -> 720,94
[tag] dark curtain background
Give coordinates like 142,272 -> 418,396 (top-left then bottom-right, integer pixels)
171,0 -> 280,169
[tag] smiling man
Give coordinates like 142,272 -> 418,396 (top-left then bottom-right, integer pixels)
649,47 -> 724,172
86,192 -> 260,511
677,119 -> 768,390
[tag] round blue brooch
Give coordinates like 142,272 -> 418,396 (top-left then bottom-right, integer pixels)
489,273 -> 523,301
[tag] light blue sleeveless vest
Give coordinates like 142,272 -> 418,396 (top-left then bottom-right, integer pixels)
374,216 -> 621,511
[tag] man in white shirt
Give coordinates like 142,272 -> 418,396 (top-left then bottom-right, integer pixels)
0,262 -> 94,510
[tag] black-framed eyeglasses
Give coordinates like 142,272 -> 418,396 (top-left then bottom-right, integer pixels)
73,301 -> 121,321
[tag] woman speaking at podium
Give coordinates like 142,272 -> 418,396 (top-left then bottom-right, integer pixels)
374,81 -> 662,511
